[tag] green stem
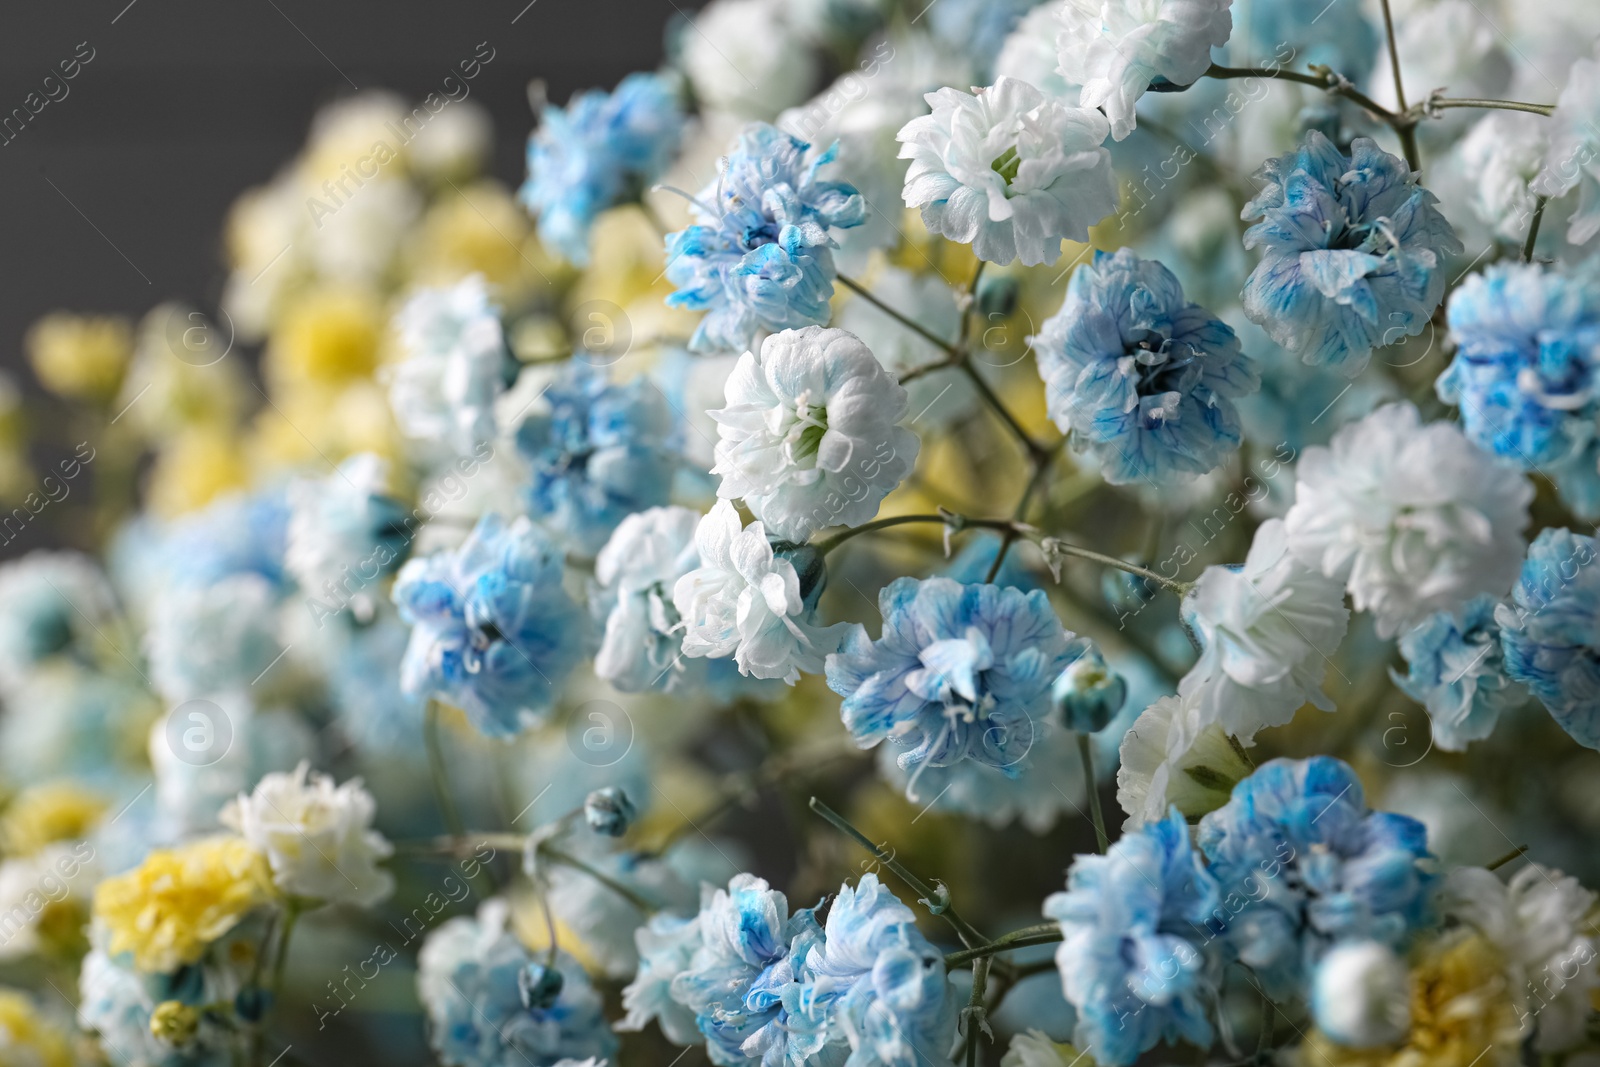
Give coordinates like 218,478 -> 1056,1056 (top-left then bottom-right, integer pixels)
424,700 -> 464,837
1487,844 -> 1529,871
1429,97 -> 1554,116
945,923 -> 1063,967
837,274 -> 960,357
1378,0 -> 1408,113
270,900 -> 301,1001
1202,63 -> 1397,122
964,956 -> 991,1067
896,354 -> 962,385
1077,733 -> 1109,854
986,445 -> 1058,583
815,512 -> 972,556
1523,196 -> 1549,261
960,361 -> 1045,459
540,844 -> 660,914
808,796 -> 989,949
1048,538 -> 1192,597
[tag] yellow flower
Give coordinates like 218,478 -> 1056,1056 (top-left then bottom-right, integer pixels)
0,782 -> 105,857
112,303 -> 248,442
1300,933 -> 1524,1067
145,425 -> 252,518
92,836 -> 272,974
404,180 -> 561,295
25,312 -> 132,402
0,989 -> 72,1067
267,288 -> 383,388
149,1000 -> 200,1046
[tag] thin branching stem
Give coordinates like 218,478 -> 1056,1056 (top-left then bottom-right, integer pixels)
837,274 -> 961,357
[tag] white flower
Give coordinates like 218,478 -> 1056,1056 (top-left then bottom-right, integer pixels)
387,275 -> 507,455
835,267 -> 976,427
671,501 -> 846,683
997,6 -> 1081,101
146,574 -> 282,702
1179,518 -> 1351,743
1443,863 -> 1600,1051
220,761 -> 394,908
1284,402 -> 1532,639
592,506 -> 702,692
1001,1030 -> 1082,1067
1115,692 -> 1253,829
1056,0 -> 1234,141
286,452 -> 404,616
710,326 -> 919,542
1458,112 -> 1548,243
684,0 -> 817,120
1311,941 -> 1412,1048
898,77 -> 1117,266
1533,45 -> 1600,245
404,99 -> 492,181
0,843 -> 99,960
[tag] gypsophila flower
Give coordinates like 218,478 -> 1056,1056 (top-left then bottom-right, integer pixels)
388,275 -> 511,456
926,0 -> 1037,77
1055,0 -> 1234,141
874,724 -> 1089,832
1392,596 -> 1524,752
1052,642 -> 1126,734
0,551 -> 118,693
146,573 -> 282,703
393,513 -> 586,737
682,0 -> 817,120
514,362 -> 677,554
1284,402 -> 1532,638
591,506 -> 700,692
520,72 -> 684,264
665,123 -> 864,354
619,911 -> 703,1045
1439,261 -> 1600,470
1197,757 -> 1434,997
826,576 -> 1077,782
673,501 -> 846,684
79,948 -> 232,1067
710,326 -> 918,542
1533,43 -> 1600,244
417,899 -> 617,1067
1033,248 -> 1258,485
790,872 -> 957,1067
1496,527 -> 1600,749
1241,133 -> 1462,375
1310,941 -> 1412,1049
219,761 -> 394,908
1179,518 -> 1351,744
897,77 -> 1116,267
1115,692 -> 1255,829
1044,808 -> 1221,1067
286,452 -> 410,620
1457,114 -> 1549,243
1442,862 -> 1599,1051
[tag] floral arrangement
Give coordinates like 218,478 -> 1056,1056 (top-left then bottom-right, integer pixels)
2,1 -> 1600,1065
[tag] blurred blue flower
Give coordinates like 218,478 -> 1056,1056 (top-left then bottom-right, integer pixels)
111,488 -> 290,609
665,123 -> 864,353
1497,527 -> 1600,750
147,573 -> 282,702
521,72 -> 686,264
1033,248 -> 1258,486
1197,757 -> 1434,997
927,0 -> 1036,77
417,900 -> 617,1067
0,551 -> 118,693
286,453 -> 410,618
826,576 -> 1077,782
317,606 -> 427,753
1043,809 -> 1221,1067
1228,2 -> 1377,86
1392,595 -> 1524,752
515,362 -> 678,554
1439,261 -> 1600,470
1242,132 -> 1461,375
392,513 -> 586,738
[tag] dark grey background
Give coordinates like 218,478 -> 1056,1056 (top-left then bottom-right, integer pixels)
0,0 -> 694,554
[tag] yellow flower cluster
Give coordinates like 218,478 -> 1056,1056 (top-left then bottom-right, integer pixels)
0,989 -> 73,1067
1300,934 -> 1525,1067
92,835 -> 272,974
0,782 -> 105,857
25,312 -> 132,402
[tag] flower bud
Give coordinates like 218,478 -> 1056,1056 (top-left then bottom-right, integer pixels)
149,1000 -> 200,1046
1052,646 -> 1127,733
1311,941 -> 1411,1048
518,961 -> 564,1010
583,786 -> 636,837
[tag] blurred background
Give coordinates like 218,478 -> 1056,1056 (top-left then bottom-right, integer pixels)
0,0 -> 685,558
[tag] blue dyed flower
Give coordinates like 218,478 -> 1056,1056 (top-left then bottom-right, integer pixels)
1242,132 -> 1462,375
315,605 -> 426,753
521,72 -> 685,264
1052,643 -> 1127,734
791,873 -> 956,1067
417,900 -> 617,1067
1197,757 -> 1434,997
1497,527 -> 1600,749
0,551 -> 118,693
665,123 -> 864,353
1439,261 -> 1600,470
392,513 -> 586,738
111,488 -> 290,609
669,873 -> 821,1065
826,576 -> 1077,781
287,453 -> 411,619
515,362 -> 678,554
1043,809 -> 1221,1067
1392,596 -> 1525,752
1228,2 -> 1377,87
1032,248 -> 1258,486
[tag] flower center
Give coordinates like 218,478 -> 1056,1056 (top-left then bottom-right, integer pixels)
990,145 -> 1022,189
784,390 -> 830,466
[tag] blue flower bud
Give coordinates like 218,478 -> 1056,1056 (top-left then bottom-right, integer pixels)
518,961 -> 564,1011
1052,645 -> 1126,733
583,786 -> 636,837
